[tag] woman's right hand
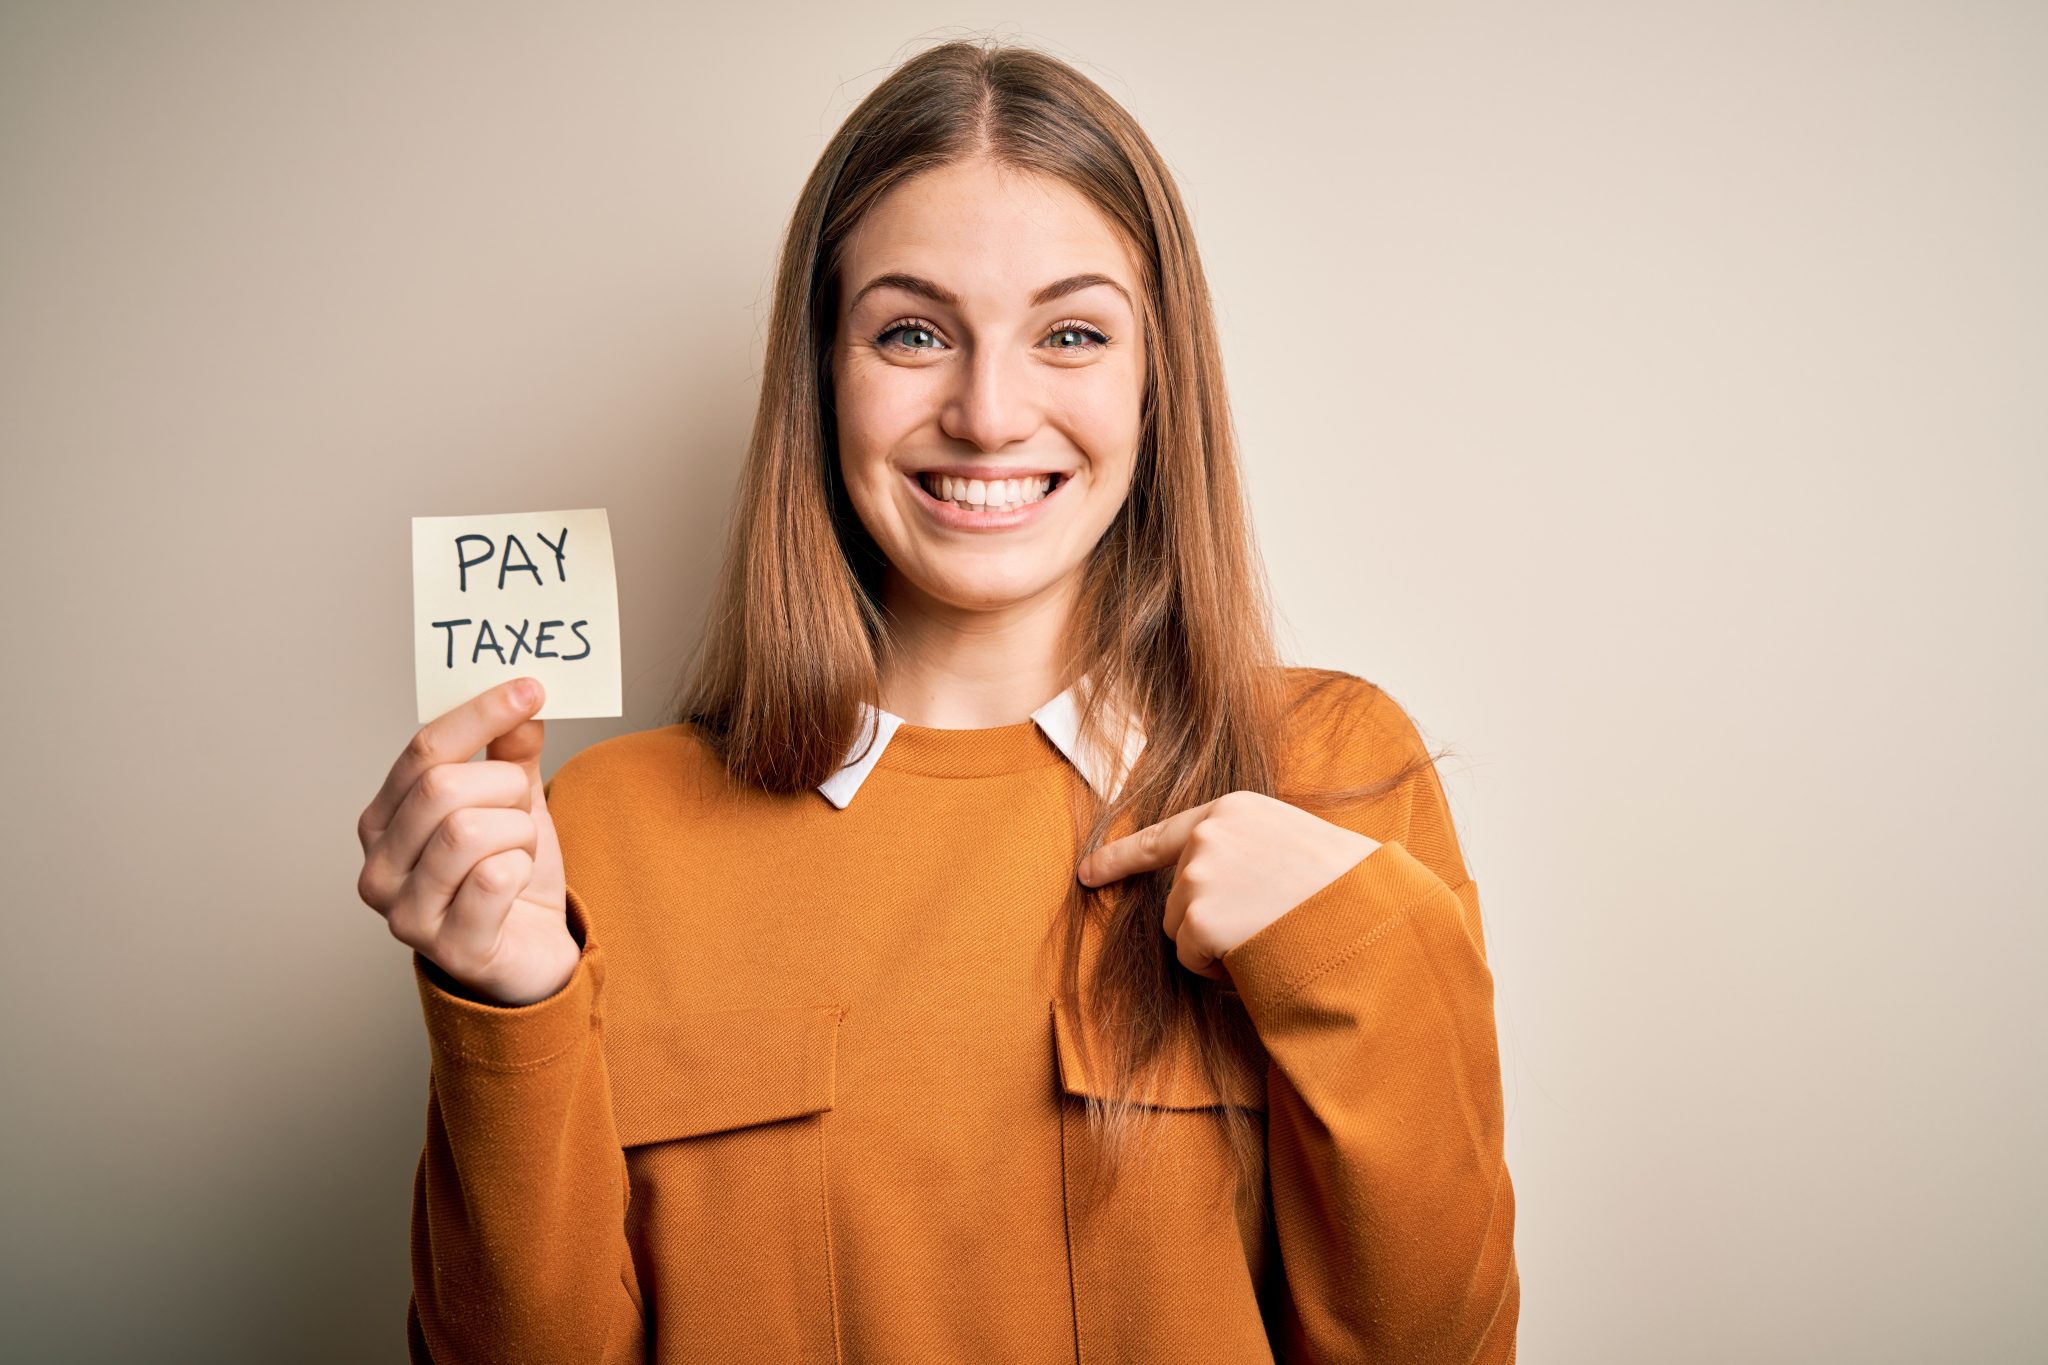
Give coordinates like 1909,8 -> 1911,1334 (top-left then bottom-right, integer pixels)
356,676 -> 579,1006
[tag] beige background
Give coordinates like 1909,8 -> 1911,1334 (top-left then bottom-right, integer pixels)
2,4 -> 2041,1361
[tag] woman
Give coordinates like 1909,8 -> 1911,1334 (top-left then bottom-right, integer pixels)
357,38 -> 1518,1364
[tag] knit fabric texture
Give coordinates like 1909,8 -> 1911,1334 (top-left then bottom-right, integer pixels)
405,666 -> 1519,1363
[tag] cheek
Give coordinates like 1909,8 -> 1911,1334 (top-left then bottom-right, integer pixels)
1064,374 -> 1144,484
835,357 -> 930,453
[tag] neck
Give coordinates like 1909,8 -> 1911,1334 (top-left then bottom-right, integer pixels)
876,569 -> 1083,727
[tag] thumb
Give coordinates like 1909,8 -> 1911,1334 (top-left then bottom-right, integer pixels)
484,678 -> 546,776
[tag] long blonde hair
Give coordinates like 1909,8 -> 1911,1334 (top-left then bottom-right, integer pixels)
669,35 -> 1436,1228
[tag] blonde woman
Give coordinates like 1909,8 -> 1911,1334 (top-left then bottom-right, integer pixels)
358,37 -> 1518,1364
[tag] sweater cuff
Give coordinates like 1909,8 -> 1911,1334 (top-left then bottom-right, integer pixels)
411,885 -> 603,1073
1220,840 -> 1459,1008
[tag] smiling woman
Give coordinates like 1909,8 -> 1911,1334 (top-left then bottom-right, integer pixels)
379,33 -> 1518,1365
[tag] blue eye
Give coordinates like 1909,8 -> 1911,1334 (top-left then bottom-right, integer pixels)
1045,322 -> 1111,351
875,321 -> 943,350
876,321 -> 946,351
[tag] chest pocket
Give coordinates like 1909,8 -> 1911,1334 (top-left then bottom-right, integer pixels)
1051,991 -> 1280,1365
608,1003 -> 841,1144
604,1003 -> 845,1365
1051,991 -> 1268,1111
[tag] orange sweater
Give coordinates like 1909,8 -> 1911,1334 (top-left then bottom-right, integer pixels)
405,668 -> 1519,1362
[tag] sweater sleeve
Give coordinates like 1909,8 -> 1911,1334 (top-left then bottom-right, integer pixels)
1221,697 -> 1519,1363
405,855 -> 647,1360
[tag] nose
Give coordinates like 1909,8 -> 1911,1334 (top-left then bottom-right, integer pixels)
937,343 -> 1041,452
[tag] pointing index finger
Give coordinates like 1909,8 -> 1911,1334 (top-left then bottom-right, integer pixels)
1077,799 -> 1215,886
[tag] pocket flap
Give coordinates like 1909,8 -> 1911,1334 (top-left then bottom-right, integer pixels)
1050,993 -> 1266,1111
606,1003 -> 842,1147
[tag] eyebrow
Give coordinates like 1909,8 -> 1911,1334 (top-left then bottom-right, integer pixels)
848,271 -> 1133,313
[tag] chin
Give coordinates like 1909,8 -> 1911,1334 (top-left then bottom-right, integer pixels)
917,568 -> 1065,611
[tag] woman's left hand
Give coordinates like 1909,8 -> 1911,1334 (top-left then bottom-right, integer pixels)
1076,791 -> 1381,982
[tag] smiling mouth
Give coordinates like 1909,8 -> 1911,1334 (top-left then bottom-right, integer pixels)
913,470 -> 1067,512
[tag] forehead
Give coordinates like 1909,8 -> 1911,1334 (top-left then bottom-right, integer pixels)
841,160 -> 1138,306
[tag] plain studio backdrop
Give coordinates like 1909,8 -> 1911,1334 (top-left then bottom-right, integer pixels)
1,3 -> 2040,1362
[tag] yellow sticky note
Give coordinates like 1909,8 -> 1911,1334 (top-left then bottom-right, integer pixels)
411,508 -> 622,723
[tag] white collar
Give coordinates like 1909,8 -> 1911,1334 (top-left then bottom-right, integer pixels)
816,677 -> 1146,809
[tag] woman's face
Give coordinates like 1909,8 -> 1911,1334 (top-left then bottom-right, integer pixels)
829,158 -> 1147,620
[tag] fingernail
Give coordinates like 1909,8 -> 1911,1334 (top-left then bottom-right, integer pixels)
1075,857 -> 1094,884
510,678 -> 537,709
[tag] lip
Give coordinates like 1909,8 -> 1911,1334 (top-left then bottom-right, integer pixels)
912,463 -> 1071,480
903,467 -> 1073,531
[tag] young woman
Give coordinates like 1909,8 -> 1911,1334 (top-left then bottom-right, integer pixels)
357,38 -> 1518,1365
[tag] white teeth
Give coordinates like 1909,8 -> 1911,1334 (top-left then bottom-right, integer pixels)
919,473 -> 1055,510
